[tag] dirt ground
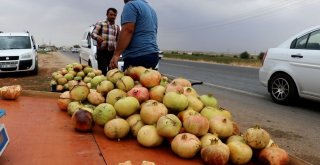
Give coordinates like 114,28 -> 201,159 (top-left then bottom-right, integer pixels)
0,52 -> 71,91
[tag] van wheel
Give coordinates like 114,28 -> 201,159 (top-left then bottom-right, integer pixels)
30,61 -> 38,75
88,60 -> 92,67
268,73 -> 298,104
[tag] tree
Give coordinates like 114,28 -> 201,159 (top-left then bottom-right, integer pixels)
239,51 -> 250,59
258,52 -> 265,60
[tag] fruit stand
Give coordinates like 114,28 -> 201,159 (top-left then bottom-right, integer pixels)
0,63 -> 314,165
0,90 -> 311,165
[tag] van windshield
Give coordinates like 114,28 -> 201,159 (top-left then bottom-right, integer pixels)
0,36 -> 31,50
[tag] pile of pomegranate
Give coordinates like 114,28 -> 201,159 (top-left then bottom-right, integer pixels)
55,63 -> 289,165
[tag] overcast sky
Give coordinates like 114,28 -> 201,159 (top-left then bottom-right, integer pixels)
1,0 -> 319,54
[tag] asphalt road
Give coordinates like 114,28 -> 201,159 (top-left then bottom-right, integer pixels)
61,51 -> 319,164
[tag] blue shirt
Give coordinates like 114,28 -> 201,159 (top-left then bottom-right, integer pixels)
121,0 -> 159,59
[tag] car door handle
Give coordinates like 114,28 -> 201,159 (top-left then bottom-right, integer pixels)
291,54 -> 303,58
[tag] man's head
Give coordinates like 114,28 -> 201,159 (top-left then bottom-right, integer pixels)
106,8 -> 117,23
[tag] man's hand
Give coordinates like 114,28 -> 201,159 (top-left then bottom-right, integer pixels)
97,37 -> 104,44
109,55 -> 120,69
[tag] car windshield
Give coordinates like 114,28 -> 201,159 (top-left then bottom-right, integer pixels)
0,36 -> 31,50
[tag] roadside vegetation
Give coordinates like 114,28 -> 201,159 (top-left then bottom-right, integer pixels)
163,51 -> 264,68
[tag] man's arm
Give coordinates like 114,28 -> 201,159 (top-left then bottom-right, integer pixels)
109,22 -> 135,69
91,23 -> 103,43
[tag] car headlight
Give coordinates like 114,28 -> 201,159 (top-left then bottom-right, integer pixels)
21,53 -> 32,59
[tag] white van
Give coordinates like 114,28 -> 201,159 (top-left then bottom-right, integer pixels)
0,31 -> 38,74
79,26 -> 162,71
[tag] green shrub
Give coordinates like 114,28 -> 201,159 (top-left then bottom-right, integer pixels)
240,51 -> 250,59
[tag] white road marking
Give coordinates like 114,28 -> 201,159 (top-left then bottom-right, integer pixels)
163,73 -> 265,98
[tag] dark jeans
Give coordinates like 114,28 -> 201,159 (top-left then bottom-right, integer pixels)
96,49 -> 113,75
123,53 -> 159,71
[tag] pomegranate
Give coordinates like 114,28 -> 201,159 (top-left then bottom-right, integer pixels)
228,141 -> 253,164
72,63 -> 83,72
87,89 -> 105,106
200,94 -> 218,108
186,95 -> 204,112
140,100 -> 168,125
139,69 -> 161,88
201,138 -> 230,165
156,114 -> 182,138
90,75 -> 107,89
163,91 -> 189,112
226,134 -> 245,144
171,133 -> 201,158
67,101 -> 83,116
83,76 -> 92,83
83,66 -> 93,75
200,133 -> 221,148
165,81 -> 184,93
200,106 -> 228,121
160,76 -> 169,87
137,125 -> 163,147
219,107 -> 233,120
57,77 -> 68,85
93,69 -> 103,76
68,80 -> 78,90
177,108 -> 200,122
244,126 -> 270,149
171,77 -> 192,87
106,68 -> 124,84
71,109 -> 94,132
258,143 -> 289,165
266,139 -> 275,148
70,84 -> 90,101
127,86 -> 149,103
125,66 -> 146,81
116,76 -> 135,92
92,103 -> 116,126
114,96 -> 140,118
56,85 -> 64,92
57,91 -> 71,111
106,89 -> 127,105
209,116 -> 233,139
96,80 -> 114,96
104,118 -> 130,139
64,73 -> 74,81
0,85 -> 22,100
87,72 -> 96,78
183,87 -> 198,97
149,85 -> 166,102
126,114 -> 145,137
183,114 -> 209,136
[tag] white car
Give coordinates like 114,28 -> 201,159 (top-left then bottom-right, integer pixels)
71,47 -> 80,53
0,31 -> 38,74
79,26 -> 162,72
259,25 -> 320,104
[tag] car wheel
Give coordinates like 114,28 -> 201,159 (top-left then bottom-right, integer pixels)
268,73 -> 298,104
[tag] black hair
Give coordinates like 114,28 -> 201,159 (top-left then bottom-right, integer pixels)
107,8 -> 117,14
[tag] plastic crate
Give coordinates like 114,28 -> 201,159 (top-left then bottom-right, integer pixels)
0,124 -> 10,156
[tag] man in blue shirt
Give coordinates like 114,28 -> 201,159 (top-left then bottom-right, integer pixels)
109,0 -> 160,70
